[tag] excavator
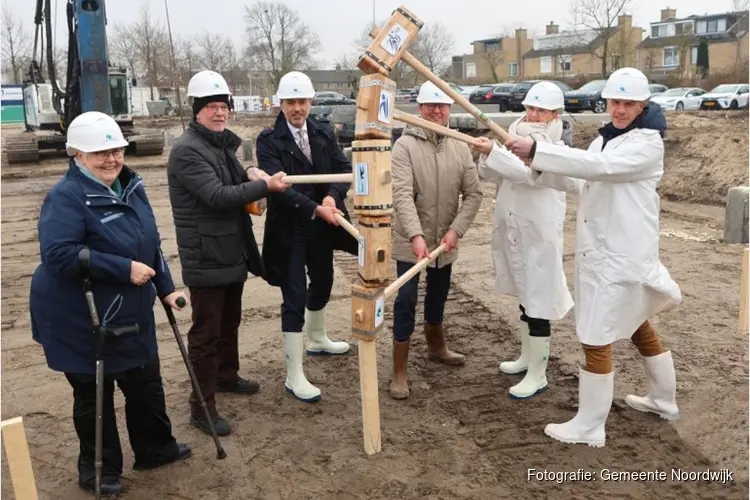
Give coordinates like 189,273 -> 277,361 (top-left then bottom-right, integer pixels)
4,0 -> 165,164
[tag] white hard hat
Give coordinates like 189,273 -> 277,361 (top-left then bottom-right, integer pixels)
522,81 -> 564,111
417,81 -> 454,104
187,70 -> 231,98
277,71 -> 316,100
601,67 -> 650,101
65,111 -> 129,155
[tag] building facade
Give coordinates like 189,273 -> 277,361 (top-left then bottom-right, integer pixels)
452,29 -> 533,83
636,8 -> 749,77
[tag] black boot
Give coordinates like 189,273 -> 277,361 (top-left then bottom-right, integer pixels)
78,474 -> 123,495
216,377 -> 260,395
133,442 -> 192,471
190,411 -> 231,436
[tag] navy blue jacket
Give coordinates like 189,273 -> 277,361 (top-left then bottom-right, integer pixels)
256,113 -> 358,287
29,160 -> 176,375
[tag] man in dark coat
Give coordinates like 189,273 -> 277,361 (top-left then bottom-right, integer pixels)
167,70 -> 289,436
256,71 -> 357,403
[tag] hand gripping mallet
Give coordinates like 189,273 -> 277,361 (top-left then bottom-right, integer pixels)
161,296 -> 227,460
78,248 -> 139,500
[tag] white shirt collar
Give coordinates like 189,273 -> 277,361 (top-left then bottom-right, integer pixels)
287,120 -> 307,138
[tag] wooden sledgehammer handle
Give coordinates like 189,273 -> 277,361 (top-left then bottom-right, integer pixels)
393,110 -> 480,147
334,214 -> 361,240
384,244 -> 447,301
401,51 -> 510,143
281,173 -> 354,184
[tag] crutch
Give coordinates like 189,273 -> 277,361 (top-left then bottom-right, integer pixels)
160,296 -> 227,460
77,248 -> 139,500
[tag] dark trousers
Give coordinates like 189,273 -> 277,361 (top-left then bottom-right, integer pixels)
187,282 -> 244,415
519,304 -> 551,337
280,221 -> 334,332
65,356 -> 177,482
393,261 -> 452,342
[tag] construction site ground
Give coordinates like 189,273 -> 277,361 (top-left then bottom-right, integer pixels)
1,111 -> 748,499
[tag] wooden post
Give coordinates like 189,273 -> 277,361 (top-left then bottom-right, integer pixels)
1,417 -> 39,500
740,247 -> 749,331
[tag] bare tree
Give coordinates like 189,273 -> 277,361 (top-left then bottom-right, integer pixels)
1,4 -> 32,83
243,0 -> 320,88
110,24 -> 141,81
407,23 -> 455,75
346,19 -> 414,87
571,0 -> 633,76
733,0 -> 749,11
131,3 -> 169,98
196,31 -> 230,72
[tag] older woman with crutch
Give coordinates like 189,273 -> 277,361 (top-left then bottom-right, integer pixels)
29,112 -> 193,496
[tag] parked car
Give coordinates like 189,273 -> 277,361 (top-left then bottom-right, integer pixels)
396,89 -> 412,104
699,83 -> 750,110
312,91 -> 355,106
564,79 -> 608,113
460,85 -> 478,99
650,87 -> 706,111
468,84 -> 499,104
649,84 -> 668,95
488,84 -> 516,111
509,80 -> 572,111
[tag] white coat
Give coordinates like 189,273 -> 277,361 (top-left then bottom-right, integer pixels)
477,118 -> 575,320
528,124 -> 682,346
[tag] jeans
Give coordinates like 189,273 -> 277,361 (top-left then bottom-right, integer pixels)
392,261 -> 452,342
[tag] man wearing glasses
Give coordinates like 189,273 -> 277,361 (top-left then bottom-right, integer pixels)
167,70 -> 290,436
388,81 -> 482,400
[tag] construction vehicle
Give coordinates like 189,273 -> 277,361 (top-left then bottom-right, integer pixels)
5,0 -> 165,164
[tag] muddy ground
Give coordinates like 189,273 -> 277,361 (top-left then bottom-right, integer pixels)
1,111 -> 748,499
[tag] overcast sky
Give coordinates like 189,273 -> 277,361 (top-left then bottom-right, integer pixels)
4,0 -> 736,69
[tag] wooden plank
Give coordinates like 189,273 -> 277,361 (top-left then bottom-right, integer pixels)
740,247 -> 749,331
1,416 -> 39,500
357,339 -> 381,455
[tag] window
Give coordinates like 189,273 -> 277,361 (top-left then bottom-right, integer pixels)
675,22 -> 693,35
464,62 -> 477,78
651,24 -> 669,37
508,62 -> 518,77
612,54 -> 622,70
558,55 -> 572,72
696,20 -> 707,33
663,47 -> 679,67
540,56 -> 552,74
691,46 -> 698,65
485,42 -> 501,52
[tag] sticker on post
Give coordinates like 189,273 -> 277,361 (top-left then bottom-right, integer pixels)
358,236 -> 365,267
374,296 -> 384,328
355,162 -> 369,195
378,90 -> 393,124
380,24 -> 409,56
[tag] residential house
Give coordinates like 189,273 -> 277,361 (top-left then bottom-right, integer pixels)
247,69 -> 361,98
452,29 -> 534,83
523,16 -> 643,78
636,8 -> 749,77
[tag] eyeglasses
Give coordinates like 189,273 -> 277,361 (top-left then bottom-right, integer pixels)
421,103 -> 450,111
90,148 -> 125,160
205,104 -> 229,113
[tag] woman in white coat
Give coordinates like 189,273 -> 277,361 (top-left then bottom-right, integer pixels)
505,67 -> 682,448
471,81 -> 576,400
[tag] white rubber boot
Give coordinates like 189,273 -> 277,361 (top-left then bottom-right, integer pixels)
624,350 -> 679,420
305,308 -> 351,355
509,336 -> 549,399
544,368 -> 614,447
499,322 -> 530,374
284,332 -> 321,402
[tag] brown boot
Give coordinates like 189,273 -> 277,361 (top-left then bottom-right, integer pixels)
424,324 -> 465,366
390,339 -> 410,400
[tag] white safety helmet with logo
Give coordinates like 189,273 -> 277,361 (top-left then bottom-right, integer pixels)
601,67 -> 650,101
417,81 -> 454,104
65,111 -> 129,155
277,71 -> 316,100
187,70 -> 232,98
521,81 -> 565,111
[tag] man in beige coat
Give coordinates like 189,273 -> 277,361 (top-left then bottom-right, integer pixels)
389,81 -> 483,400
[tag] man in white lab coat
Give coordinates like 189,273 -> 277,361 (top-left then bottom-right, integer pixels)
506,67 -> 682,447
471,81 -> 576,400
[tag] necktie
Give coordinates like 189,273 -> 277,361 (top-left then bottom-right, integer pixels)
298,129 -> 312,163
